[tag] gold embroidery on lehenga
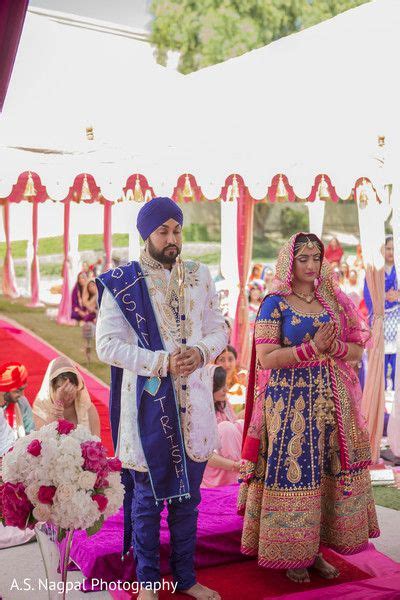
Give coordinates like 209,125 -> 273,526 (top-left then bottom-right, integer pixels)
271,308 -> 281,319
273,371 -> 295,486
268,396 -> 285,458
283,336 -> 292,346
286,394 -> 306,484
291,315 -> 301,326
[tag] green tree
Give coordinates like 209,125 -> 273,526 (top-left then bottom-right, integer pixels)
150,0 -> 369,74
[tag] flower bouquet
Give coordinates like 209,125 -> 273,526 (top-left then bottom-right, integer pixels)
0,420 -> 124,598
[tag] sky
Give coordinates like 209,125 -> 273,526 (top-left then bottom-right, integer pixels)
29,0 -> 152,31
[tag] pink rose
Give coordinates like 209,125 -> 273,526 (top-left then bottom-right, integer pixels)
27,439 -> 42,457
38,485 -> 57,505
94,474 -> 109,489
92,494 -> 108,512
81,441 -> 108,472
57,419 -> 75,435
1,482 -> 34,529
107,457 -> 122,472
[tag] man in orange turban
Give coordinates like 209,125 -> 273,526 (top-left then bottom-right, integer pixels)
0,362 -> 34,436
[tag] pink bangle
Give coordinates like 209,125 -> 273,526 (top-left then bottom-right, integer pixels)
331,340 -> 348,359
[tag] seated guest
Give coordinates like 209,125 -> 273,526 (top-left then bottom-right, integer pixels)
343,268 -> 362,307
248,279 -> 265,333
0,409 -> 35,549
82,279 -> 98,320
71,272 -> 97,324
202,366 -> 243,487
0,402 -> 14,459
0,362 -> 35,436
262,266 -> 274,293
324,236 -> 343,266
32,357 -> 100,436
249,263 -> 263,282
215,345 -> 246,411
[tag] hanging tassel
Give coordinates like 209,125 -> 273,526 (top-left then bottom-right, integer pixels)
144,189 -> 153,202
318,175 -> 330,200
86,125 -> 94,140
80,174 -> 92,201
183,174 -> 193,199
276,174 -> 288,201
134,175 -> 144,202
23,172 -> 37,197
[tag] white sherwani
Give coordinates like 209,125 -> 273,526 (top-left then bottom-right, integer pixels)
96,253 -> 228,471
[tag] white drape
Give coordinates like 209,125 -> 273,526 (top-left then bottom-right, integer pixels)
220,198 -> 239,317
307,199 -> 325,238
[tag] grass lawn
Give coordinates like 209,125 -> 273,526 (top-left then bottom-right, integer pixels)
0,297 -> 110,384
0,234 -> 130,260
373,485 -> 400,511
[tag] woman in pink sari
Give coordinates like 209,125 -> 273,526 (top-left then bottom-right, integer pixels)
239,232 -> 379,583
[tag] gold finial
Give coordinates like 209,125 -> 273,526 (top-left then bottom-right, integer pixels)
318,175 -> 330,200
134,175 -> 144,202
183,174 -> 193,199
358,179 -> 368,209
23,172 -> 37,197
378,135 -> 385,147
276,174 -> 288,201
80,174 -> 92,201
86,125 -> 94,141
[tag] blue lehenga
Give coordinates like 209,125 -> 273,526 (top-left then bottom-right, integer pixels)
240,295 -> 379,569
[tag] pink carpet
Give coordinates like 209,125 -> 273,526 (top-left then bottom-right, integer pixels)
66,483 -> 400,598
0,317 -> 113,454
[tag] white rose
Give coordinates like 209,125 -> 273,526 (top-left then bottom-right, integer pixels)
25,483 -> 41,503
33,504 -> 52,523
77,471 -> 97,491
55,484 -> 76,503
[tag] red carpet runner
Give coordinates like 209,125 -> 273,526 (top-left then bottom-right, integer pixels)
0,317 -> 113,454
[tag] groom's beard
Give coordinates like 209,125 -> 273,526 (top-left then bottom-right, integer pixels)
147,239 -> 181,266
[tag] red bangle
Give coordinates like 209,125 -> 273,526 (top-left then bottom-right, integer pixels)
331,340 -> 348,359
294,341 -> 317,362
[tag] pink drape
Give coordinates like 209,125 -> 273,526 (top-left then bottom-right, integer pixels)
0,0 -> 28,112
1,201 -> 18,297
361,265 -> 385,463
103,201 -> 112,271
27,201 -> 41,307
57,200 -> 73,325
231,190 -> 254,369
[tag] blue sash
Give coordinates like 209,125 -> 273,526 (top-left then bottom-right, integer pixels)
96,262 -> 190,504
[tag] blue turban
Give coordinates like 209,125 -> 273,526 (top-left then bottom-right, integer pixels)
136,197 -> 183,240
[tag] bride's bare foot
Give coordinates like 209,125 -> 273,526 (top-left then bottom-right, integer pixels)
312,553 -> 340,579
138,590 -> 158,600
181,582 -> 221,599
286,568 -> 310,583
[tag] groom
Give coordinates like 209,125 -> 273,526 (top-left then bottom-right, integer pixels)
96,197 -> 227,600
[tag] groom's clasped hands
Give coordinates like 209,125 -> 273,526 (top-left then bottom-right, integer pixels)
168,348 -> 203,377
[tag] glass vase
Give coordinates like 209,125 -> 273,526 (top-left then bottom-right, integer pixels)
35,523 -> 74,600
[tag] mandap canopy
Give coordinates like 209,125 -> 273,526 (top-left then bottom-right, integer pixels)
1,0 -> 399,462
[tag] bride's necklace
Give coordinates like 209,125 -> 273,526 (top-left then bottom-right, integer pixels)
292,288 -> 315,304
